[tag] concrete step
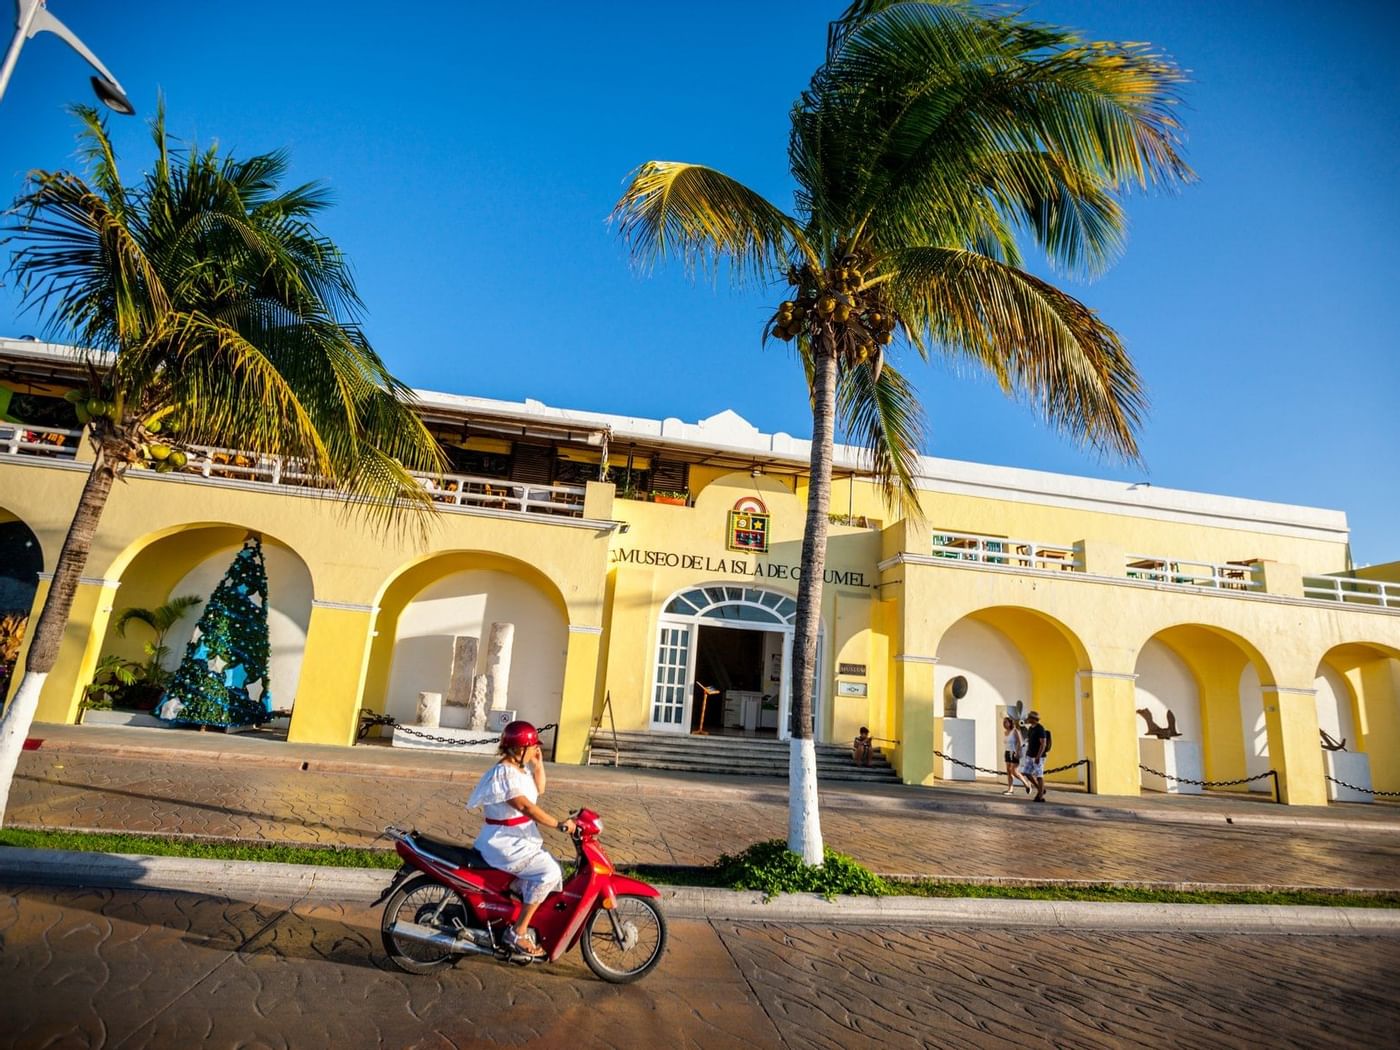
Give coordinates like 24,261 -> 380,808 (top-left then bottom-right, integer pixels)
587,728 -> 900,782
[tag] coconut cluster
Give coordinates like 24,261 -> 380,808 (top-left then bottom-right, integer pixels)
64,387 -> 188,473
769,250 -> 898,377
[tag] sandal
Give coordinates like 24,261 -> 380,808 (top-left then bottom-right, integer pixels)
503,927 -> 545,959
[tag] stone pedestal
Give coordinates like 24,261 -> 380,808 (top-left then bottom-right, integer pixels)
1138,738 -> 1203,794
1325,751 -> 1373,804
391,725 -> 498,754
416,691 -> 442,728
937,717 -> 976,781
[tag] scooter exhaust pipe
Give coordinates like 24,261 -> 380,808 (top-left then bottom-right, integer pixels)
389,920 -> 495,956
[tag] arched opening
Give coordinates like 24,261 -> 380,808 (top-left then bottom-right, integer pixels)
0,506 -> 42,701
1317,643 -> 1400,796
95,526 -> 313,721
363,552 -> 569,733
651,584 -> 820,740
1133,625 -> 1275,793
934,607 -> 1088,782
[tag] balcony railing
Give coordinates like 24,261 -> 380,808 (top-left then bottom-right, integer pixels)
932,530 -> 1080,571
1303,575 -> 1399,610
0,423 -> 81,460
1,431 -> 586,519
1125,555 -> 1260,592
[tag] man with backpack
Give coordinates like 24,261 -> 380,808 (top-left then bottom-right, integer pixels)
1020,711 -> 1051,802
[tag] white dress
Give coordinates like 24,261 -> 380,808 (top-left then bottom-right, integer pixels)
466,762 -> 563,904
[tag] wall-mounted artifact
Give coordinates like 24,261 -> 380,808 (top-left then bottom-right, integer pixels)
1320,729 -> 1347,752
944,675 -> 968,718
1137,707 -> 1182,740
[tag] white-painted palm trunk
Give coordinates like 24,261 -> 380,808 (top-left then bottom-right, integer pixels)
787,736 -> 824,865
0,672 -> 48,820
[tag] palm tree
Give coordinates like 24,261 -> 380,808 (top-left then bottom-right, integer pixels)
613,0 -> 1191,863
0,105 -> 444,821
115,594 -> 203,689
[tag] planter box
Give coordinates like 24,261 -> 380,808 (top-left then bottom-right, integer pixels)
651,494 -> 688,506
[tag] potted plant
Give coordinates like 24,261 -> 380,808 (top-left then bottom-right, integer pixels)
651,489 -> 689,507
81,655 -> 142,720
113,595 -> 202,710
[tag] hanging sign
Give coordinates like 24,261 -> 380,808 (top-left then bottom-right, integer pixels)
727,498 -> 770,554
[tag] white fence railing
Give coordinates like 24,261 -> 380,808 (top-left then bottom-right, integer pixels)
1303,575 -> 1400,610
932,530 -> 1080,572
1125,555 -> 1260,591
146,446 -> 587,518
0,422 -> 82,460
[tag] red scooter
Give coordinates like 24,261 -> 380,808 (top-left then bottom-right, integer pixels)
376,809 -> 666,983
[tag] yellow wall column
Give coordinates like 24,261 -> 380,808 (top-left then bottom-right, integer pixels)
30,574 -> 120,725
1079,670 -> 1141,797
895,654 -> 937,785
1353,658 -> 1400,793
287,601 -> 376,747
554,625 -> 603,763
1262,685 -> 1328,806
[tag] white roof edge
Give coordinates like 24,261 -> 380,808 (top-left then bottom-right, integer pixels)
1,336 -> 1350,540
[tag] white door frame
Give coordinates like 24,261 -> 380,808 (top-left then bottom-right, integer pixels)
648,584 -> 822,739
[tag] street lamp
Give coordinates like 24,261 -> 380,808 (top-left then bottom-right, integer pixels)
0,0 -> 133,114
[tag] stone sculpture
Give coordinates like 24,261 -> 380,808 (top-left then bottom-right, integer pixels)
944,675 -> 968,719
1137,707 -> 1182,740
484,622 -> 515,712
416,691 -> 442,728
444,636 -> 478,714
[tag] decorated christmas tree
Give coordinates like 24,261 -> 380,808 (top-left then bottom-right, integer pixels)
156,535 -> 272,728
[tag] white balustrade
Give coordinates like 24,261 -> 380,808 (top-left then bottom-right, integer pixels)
1124,555 -> 1260,592
1303,575 -> 1399,610
122,444 -> 587,519
931,530 -> 1080,572
0,422 -> 82,460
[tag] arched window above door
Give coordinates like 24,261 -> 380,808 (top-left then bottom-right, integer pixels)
664,585 -> 797,625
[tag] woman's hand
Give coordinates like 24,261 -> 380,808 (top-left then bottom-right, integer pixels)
559,817 -> 578,836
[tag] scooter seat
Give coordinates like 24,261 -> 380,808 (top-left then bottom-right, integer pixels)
409,831 -> 491,870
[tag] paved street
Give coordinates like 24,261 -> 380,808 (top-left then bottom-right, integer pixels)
10,728 -> 1400,890
1,883 -> 1397,1049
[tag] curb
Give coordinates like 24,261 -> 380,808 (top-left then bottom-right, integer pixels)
2,848 -> 1397,936
27,731 -> 1400,836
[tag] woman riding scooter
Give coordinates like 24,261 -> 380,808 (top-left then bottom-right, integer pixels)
466,720 -> 577,958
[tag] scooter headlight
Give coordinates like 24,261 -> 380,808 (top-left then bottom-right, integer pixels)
593,817 -> 604,834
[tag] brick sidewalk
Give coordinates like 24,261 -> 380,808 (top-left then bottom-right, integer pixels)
11,723 -> 1400,890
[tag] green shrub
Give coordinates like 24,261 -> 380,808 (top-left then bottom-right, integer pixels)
714,839 -> 889,900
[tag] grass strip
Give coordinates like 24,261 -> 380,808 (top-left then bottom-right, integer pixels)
4,829 -> 1398,909
0,827 -> 399,870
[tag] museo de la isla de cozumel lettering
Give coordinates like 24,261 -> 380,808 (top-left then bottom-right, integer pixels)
610,546 -> 869,588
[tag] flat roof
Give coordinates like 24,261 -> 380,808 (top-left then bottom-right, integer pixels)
0,336 -> 1350,542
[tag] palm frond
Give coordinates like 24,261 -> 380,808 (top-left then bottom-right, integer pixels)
611,162 -> 814,286
837,356 -> 926,518
890,246 -> 1145,460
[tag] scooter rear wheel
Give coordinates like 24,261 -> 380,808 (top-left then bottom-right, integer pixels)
579,895 -> 667,984
381,874 -> 471,974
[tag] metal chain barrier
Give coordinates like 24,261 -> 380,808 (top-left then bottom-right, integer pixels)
1324,774 -> 1400,799
1139,764 -> 1281,803
933,750 -> 1093,793
357,711 -> 559,756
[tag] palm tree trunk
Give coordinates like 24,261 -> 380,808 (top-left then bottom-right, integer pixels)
789,335 -> 836,865
0,453 -> 117,823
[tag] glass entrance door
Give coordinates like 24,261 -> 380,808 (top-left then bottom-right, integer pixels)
649,618 -> 694,732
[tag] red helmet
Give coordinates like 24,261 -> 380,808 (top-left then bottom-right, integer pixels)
500,720 -> 539,750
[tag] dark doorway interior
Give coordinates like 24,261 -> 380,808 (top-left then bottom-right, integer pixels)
692,625 -> 767,734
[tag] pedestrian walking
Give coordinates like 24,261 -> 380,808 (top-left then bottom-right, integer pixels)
1001,715 -> 1031,795
1020,711 -> 1051,802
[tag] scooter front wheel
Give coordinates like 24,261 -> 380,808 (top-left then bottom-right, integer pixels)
381,873 -> 471,974
579,895 -> 667,984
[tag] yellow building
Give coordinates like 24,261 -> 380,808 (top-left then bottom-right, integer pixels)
2,337 -> 1397,806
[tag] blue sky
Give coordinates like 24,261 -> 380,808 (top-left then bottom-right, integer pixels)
2,2 -> 1396,563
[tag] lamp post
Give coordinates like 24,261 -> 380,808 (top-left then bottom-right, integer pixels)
0,0 -> 133,114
